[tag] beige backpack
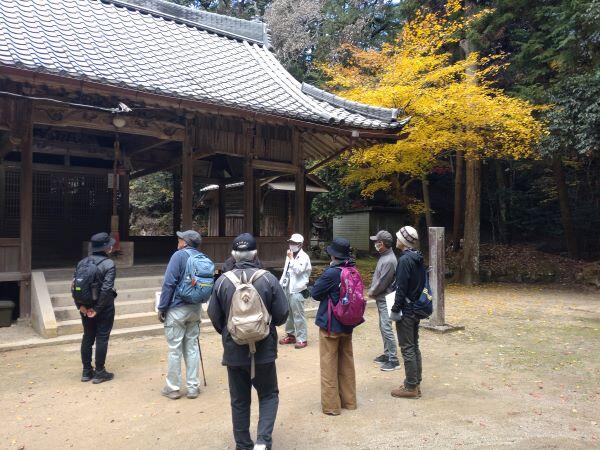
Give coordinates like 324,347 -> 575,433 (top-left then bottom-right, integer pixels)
223,269 -> 271,377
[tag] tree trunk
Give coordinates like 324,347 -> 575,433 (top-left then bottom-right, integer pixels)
422,174 -> 433,228
494,160 -> 509,244
461,158 -> 482,285
552,156 -> 578,258
452,150 -> 464,251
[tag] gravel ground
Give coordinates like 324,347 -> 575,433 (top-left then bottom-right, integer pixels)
0,283 -> 598,450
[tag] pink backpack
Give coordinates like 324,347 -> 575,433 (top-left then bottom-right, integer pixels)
328,265 -> 366,331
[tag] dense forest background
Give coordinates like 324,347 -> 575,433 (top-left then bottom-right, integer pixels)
132,1 -> 599,282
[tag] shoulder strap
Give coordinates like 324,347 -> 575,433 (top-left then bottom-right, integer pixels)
249,269 -> 268,284
222,271 -> 242,287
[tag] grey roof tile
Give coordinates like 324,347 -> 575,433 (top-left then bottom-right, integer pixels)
0,0 -> 408,131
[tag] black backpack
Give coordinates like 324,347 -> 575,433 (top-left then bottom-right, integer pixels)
71,256 -> 106,307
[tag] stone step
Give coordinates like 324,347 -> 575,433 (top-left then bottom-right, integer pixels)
56,311 -> 160,336
54,299 -> 156,321
47,275 -> 164,295
51,287 -> 160,307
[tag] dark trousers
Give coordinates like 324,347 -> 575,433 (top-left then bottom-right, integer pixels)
80,306 -> 115,371
396,313 -> 422,388
227,363 -> 279,450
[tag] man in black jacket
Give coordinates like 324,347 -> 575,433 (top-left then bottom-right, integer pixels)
390,226 -> 426,399
74,232 -> 117,384
208,233 -> 288,450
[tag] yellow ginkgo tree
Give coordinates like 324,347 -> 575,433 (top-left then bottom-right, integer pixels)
320,0 -> 546,283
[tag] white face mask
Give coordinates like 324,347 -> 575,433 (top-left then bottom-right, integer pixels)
289,244 -> 301,253
374,242 -> 383,252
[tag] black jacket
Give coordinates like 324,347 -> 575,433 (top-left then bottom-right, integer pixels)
208,261 -> 288,366
74,252 -> 117,314
392,249 -> 425,314
311,260 -> 357,334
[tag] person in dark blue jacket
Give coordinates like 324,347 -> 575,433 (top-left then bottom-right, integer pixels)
311,237 -> 358,415
157,230 -> 210,400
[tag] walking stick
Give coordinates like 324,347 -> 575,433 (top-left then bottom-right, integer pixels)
197,335 -> 207,387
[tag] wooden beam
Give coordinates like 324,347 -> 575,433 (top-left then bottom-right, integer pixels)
172,169 -> 182,233
251,159 -> 299,174
127,139 -> 173,156
243,158 -> 254,234
181,118 -> 194,230
119,170 -> 130,241
293,130 -> 308,238
0,272 -> 30,282
16,99 -> 33,318
33,105 -> 185,141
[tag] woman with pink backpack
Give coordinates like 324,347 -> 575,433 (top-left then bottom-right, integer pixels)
311,237 -> 366,416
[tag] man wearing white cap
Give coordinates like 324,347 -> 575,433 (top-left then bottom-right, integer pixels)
278,233 -> 312,349
390,225 -> 426,399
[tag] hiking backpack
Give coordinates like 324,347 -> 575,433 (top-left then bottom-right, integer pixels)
223,269 -> 271,376
177,249 -> 215,304
410,267 -> 434,319
71,256 -> 106,307
328,265 -> 366,330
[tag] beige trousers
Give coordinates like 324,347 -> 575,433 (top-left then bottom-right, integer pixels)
319,328 -> 357,414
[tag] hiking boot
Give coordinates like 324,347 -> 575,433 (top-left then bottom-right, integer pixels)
81,368 -> 95,382
380,360 -> 400,371
373,354 -> 388,364
161,387 -> 182,400
186,390 -> 200,399
92,369 -> 114,384
391,386 -> 419,399
294,341 -> 307,349
279,334 -> 296,345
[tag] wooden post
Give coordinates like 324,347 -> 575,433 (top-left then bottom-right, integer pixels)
254,177 -> 261,236
295,167 -> 307,238
172,170 -> 182,233
218,182 -> 226,237
181,118 -> 194,230
428,227 -> 445,327
119,170 -> 130,241
243,158 -> 254,234
16,100 -> 33,318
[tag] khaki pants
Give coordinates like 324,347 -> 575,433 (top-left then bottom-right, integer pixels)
319,328 -> 357,414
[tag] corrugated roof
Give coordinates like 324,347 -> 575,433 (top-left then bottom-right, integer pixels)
0,0 -> 408,131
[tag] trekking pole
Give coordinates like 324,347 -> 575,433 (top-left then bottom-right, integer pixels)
197,335 -> 207,387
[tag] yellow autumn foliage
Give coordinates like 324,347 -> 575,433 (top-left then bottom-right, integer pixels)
320,0 -> 546,197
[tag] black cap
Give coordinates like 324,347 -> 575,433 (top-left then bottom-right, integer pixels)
90,232 -> 115,252
326,237 -> 351,260
176,230 -> 202,247
232,233 -> 257,251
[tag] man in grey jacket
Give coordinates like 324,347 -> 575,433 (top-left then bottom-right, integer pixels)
367,230 -> 399,371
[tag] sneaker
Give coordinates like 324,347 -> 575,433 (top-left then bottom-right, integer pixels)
81,368 -> 95,382
92,369 -> 114,384
294,341 -> 307,349
253,445 -> 268,450
279,334 -> 296,345
380,360 -> 400,372
373,354 -> 388,364
391,386 -> 419,399
186,390 -> 199,399
161,386 -> 182,400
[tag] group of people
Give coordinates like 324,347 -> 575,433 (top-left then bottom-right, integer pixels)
73,224 -> 427,450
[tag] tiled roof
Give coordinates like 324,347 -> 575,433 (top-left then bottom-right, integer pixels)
0,0 -> 408,131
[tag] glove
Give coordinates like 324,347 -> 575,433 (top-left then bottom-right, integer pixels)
158,311 -> 166,323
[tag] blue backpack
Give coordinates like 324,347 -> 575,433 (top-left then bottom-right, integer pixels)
177,249 -> 215,304
412,267 -> 434,318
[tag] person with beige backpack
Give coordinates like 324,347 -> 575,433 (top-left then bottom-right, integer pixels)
208,233 -> 288,450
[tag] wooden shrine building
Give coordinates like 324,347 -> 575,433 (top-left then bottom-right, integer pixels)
0,0 -> 409,319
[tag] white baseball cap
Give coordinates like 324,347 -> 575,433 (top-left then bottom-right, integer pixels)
288,233 -> 304,244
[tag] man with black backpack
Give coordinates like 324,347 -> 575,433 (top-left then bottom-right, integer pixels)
157,230 -> 214,400
72,232 -> 117,384
390,226 -> 427,399
208,233 -> 288,450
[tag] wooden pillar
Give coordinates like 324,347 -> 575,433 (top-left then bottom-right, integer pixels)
16,100 -> 33,318
172,170 -> 182,233
181,118 -> 194,230
295,167 -> 307,238
243,158 -> 255,234
218,183 -> 226,237
119,171 -> 130,241
428,227 -> 445,327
